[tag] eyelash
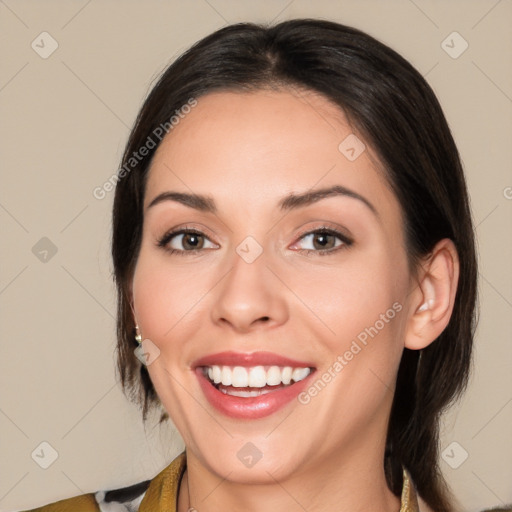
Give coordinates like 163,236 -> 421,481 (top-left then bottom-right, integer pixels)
156,226 -> 353,257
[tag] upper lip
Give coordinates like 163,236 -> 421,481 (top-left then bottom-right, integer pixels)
193,351 -> 316,369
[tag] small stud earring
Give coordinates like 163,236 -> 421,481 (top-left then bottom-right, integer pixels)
135,325 -> 142,345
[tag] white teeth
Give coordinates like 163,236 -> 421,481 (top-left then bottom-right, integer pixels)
232,366 -> 248,387
212,365 -> 222,384
219,387 -> 274,397
281,366 -> 293,385
221,366 -> 232,386
292,367 -> 310,382
203,365 -> 311,388
248,366 -> 267,388
266,366 -> 282,386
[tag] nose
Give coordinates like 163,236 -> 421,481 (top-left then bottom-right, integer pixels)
210,246 -> 289,334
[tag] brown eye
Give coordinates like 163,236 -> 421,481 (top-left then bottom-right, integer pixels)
311,232 -> 337,250
157,229 -> 217,254
294,229 -> 351,253
179,233 -> 204,250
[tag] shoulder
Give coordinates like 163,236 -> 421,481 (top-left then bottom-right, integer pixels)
18,479 -> 151,512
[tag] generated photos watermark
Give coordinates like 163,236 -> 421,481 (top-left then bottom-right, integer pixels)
298,301 -> 403,405
93,97 -> 198,200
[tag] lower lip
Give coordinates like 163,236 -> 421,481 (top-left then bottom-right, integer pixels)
195,367 -> 315,420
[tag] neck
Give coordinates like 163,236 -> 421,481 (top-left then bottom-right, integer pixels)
177,444 -> 400,512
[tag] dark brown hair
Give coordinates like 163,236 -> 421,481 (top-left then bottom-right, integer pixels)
112,19 -> 478,511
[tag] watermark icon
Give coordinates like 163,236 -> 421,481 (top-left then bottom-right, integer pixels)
31,32 -> 59,59
31,441 -> 59,469
503,186 -> 512,200
236,236 -> 263,263
134,338 -> 161,366
93,97 -> 198,200
237,442 -> 263,468
338,134 -> 366,161
298,301 -> 403,405
442,441 -> 469,469
441,31 -> 468,59
32,237 -> 58,263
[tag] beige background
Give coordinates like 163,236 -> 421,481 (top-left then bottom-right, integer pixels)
0,1 -> 511,511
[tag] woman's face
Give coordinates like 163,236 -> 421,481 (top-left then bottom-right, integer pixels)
131,89 -> 414,481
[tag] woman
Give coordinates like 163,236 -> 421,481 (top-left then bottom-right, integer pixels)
23,18 -> 488,512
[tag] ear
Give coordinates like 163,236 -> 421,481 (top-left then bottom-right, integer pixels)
404,239 -> 460,350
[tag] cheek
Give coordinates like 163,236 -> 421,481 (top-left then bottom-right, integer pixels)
287,245 -> 404,343
131,249 -> 209,343
286,243 -> 407,401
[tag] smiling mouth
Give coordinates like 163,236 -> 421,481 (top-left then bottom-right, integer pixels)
200,364 -> 314,397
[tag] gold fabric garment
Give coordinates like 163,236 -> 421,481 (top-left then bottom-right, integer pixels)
140,451 -> 420,512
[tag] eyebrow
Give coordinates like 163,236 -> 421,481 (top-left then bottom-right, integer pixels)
146,185 -> 378,217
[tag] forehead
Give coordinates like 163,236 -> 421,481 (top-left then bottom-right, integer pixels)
144,89 -> 399,224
